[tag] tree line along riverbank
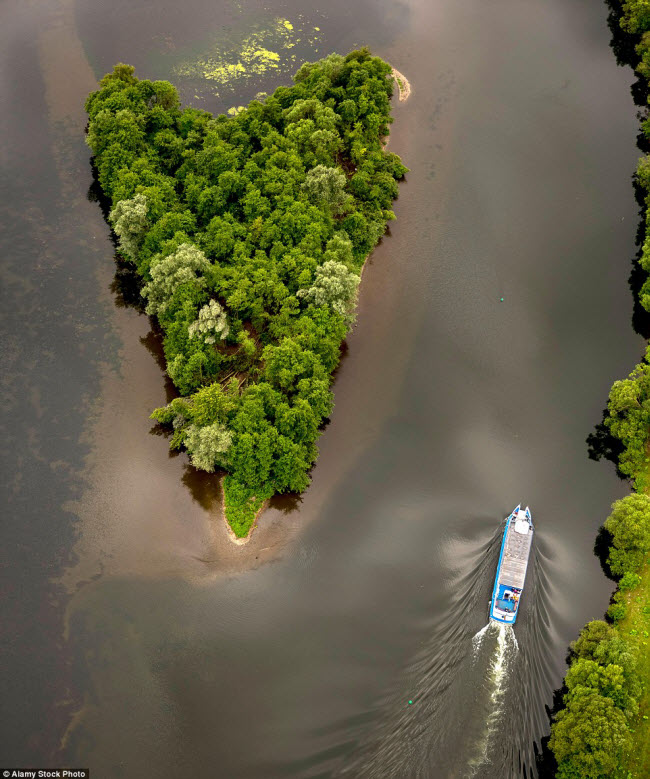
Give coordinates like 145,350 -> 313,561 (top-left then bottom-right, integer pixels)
547,3 -> 650,777
84,49 -> 407,537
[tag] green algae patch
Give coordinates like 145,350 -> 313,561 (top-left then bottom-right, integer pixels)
173,17 -> 323,95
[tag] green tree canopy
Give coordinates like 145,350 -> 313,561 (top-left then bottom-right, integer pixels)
564,658 -> 638,717
621,0 -> 650,33
605,346 -> 650,489
604,492 -> 650,575
570,620 -> 616,660
301,165 -> 349,214
549,690 -> 631,779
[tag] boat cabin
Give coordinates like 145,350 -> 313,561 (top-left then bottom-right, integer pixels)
492,583 -> 522,620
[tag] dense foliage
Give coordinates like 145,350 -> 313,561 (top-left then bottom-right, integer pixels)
85,51 -> 407,533
605,493 -> 650,577
549,494 -> 650,779
548,495 -> 650,777
617,0 -> 650,312
604,347 -> 650,491
602,4 -> 650,493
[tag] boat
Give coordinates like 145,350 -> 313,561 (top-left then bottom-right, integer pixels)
489,504 -> 533,625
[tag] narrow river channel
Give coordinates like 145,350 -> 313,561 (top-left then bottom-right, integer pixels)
0,0 -> 644,776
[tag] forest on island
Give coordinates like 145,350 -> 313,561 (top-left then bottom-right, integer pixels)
85,49 -> 407,535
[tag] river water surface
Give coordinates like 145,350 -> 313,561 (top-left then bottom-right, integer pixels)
0,0 -> 644,776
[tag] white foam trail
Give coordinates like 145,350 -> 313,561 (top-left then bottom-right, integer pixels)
465,623 -> 519,777
488,623 -> 516,709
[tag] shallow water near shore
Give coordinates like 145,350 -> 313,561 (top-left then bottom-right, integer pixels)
0,0 -> 645,776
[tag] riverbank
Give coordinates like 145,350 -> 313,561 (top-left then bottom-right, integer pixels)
616,556 -> 650,776
607,446 -> 650,777
548,491 -> 650,777
598,2 -> 650,773
547,4 -> 650,775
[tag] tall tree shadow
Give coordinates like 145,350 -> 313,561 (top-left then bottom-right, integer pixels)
605,0 -> 650,338
586,406 -> 626,474
587,2 -> 650,467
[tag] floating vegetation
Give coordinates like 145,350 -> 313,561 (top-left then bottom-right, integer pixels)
173,17 -> 324,95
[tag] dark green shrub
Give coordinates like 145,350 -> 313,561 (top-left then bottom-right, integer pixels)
607,602 -> 627,623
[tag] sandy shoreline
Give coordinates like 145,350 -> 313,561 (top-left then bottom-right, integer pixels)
391,68 -> 412,102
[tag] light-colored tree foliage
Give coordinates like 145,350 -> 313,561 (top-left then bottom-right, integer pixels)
297,259 -> 360,322
189,299 -> 229,344
184,421 -> 232,472
142,243 -> 210,316
604,492 -> 650,575
301,165 -> 349,214
110,193 -> 148,259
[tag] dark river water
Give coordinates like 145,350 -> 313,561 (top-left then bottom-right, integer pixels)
0,0 -> 645,776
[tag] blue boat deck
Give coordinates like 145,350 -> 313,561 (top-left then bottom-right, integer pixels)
494,583 -> 520,616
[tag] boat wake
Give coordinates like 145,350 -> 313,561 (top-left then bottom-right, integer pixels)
331,520 -> 552,779
472,621 -> 518,659
466,622 -> 519,776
